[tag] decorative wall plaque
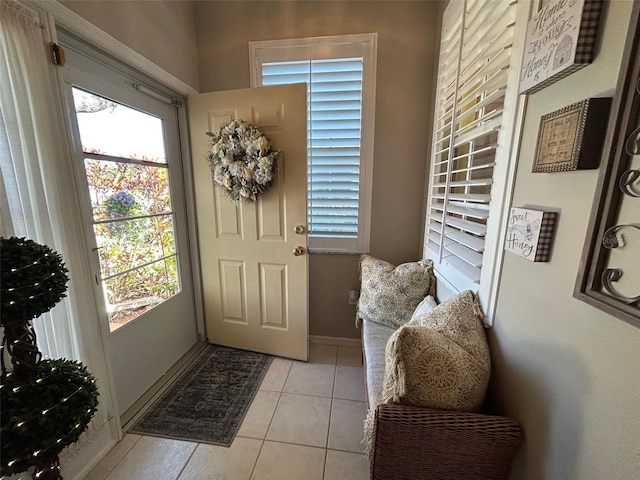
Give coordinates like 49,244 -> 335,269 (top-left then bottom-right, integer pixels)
505,207 -> 558,262
520,0 -> 604,95
532,97 -> 611,173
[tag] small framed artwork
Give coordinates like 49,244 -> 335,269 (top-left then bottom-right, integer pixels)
532,97 -> 611,173
520,0 -> 604,95
505,207 -> 558,262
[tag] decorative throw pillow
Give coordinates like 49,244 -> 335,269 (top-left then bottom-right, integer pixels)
383,290 -> 490,412
357,255 -> 436,329
410,295 -> 438,321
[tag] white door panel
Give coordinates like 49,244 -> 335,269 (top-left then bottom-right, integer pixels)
189,85 -> 308,360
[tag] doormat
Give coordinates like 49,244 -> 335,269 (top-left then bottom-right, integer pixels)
129,344 -> 273,446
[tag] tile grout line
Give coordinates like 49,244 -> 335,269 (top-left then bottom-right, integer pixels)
173,442 -> 199,480
249,358 -> 291,479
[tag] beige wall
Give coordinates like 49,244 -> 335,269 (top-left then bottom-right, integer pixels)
485,1 -> 640,478
194,0 -> 440,338
60,0 -> 200,91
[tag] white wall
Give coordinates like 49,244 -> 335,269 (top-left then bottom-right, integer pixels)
487,1 -> 640,478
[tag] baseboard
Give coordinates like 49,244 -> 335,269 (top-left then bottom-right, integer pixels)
65,424 -> 115,480
309,335 -> 361,348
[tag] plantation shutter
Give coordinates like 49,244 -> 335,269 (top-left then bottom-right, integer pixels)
262,57 -> 363,239
251,35 -> 377,253
425,0 -> 521,289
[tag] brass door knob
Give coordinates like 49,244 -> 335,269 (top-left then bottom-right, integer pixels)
293,246 -> 305,256
294,225 -> 306,235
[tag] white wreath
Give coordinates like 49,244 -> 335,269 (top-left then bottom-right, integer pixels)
206,119 -> 279,202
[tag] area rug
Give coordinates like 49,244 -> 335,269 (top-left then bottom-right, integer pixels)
129,344 -> 273,446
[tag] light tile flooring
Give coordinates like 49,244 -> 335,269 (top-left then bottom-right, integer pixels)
85,344 -> 369,480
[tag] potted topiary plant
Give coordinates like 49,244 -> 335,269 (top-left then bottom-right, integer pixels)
1,237 -> 99,480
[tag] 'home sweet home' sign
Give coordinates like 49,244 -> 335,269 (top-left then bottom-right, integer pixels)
505,207 -> 558,262
520,0 -> 603,95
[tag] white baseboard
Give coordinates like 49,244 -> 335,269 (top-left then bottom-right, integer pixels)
64,424 -> 115,480
309,335 -> 361,348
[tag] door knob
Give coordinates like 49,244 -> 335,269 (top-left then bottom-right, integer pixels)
294,225 -> 306,235
293,246 -> 305,256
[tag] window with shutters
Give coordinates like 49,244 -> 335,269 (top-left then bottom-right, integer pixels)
425,0 -> 530,322
250,34 -> 377,253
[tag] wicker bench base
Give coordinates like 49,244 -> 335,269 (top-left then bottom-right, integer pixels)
370,403 -> 523,480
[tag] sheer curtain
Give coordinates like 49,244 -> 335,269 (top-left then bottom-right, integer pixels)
0,0 -> 113,449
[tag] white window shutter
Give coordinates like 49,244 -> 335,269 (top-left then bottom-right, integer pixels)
263,58 -> 364,239
425,0 -> 529,319
250,34 -> 377,253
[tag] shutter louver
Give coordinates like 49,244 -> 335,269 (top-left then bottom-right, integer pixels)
263,57 -> 364,239
425,0 -> 519,285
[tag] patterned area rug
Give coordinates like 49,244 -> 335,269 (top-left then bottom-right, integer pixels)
130,344 -> 273,446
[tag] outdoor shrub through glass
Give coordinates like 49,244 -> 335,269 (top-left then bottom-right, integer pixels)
72,87 -> 181,331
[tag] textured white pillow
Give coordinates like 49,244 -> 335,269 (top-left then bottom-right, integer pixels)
410,295 -> 438,321
357,255 -> 436,329
383,290 -> 490,412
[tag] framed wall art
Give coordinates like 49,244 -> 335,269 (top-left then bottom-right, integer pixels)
532,97 -> 611,173
505,207 -> 558,262
520,0 -> 604,95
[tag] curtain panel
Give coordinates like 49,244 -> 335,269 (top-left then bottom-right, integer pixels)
0,0 -> 113,460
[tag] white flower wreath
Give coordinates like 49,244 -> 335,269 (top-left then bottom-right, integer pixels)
206,119 -> 279,202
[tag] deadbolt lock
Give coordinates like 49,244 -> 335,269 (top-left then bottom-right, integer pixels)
294,225 -> 306,235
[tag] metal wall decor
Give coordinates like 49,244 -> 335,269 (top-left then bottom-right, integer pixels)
532,98 -> 612,173
575,3 -> 640,328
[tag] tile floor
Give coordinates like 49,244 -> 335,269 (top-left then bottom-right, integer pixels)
85,344 -> 369,480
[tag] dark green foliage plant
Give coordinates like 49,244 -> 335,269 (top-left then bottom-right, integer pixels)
0,236 -> 99,479
0,237 -> 69,327
0,359 -> 99,476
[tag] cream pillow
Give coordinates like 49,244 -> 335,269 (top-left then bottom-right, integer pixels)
410,295 -> 438,321
382,290 -> 490,412
357,255 -> 436,329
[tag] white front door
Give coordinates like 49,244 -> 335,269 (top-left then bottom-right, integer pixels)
62,49 -> 198,417
189,84 -> 309,360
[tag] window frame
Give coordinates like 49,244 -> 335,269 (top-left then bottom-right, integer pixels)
249,33 -> 377,254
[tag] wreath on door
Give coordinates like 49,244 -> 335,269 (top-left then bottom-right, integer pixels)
206,120 -> 279,202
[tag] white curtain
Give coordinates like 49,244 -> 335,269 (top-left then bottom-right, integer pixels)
0,0 -> 113,452
0,0 -> 82,360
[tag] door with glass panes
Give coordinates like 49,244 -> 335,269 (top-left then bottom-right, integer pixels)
61,49 -> 197,418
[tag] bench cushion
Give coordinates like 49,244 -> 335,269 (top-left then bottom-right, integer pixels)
362,318 -> 395,408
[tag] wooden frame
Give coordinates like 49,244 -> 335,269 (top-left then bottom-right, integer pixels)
532,98 -> 611,173
574,2 -> 640,328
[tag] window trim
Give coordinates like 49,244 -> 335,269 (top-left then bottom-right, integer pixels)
249,33 -> 377,254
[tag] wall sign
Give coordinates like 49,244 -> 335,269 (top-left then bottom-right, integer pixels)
520,0 -> 604,95
505,207 -> 558,262
532,98 -> 611,173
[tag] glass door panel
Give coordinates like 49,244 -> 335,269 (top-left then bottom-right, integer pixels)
72,88 -> 180,331
73,88 -> 167,163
